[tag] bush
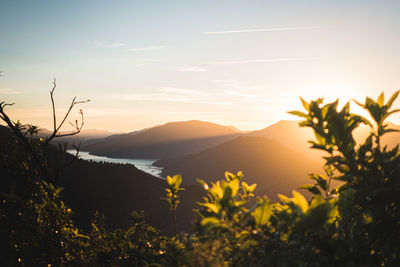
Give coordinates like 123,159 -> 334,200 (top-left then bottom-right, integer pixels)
0,91 -> 399,266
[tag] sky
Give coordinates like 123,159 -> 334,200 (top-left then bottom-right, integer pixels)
1,0 -> 400,132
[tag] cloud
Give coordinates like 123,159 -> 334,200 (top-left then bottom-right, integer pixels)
253,106 -> 274,111
257,98 -> 296,103
211,79 -> 264,91
158,87 -> 203,96
115,93 -> 231,106
201,26 -> 320,35
95,41 -> 126,48
114,87 -> 231,106
223,89 -> 257,98
104,42 -> 126,48
175,66 -> 208,72
126,45 -> 166,52
113,83 -> 269,107
0,88 -> 21,95
207,57 -> 320,66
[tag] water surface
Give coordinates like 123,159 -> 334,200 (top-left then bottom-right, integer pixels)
67,150 -> 164,179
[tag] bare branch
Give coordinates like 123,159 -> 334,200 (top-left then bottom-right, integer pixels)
45,80 -> 89,147
56,108 -> 85,138
50,78 -> 57,132
1,80 -> 89,185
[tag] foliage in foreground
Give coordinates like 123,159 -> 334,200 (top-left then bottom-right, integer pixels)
0,91 -> 400,266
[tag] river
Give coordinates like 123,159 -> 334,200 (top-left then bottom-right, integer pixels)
66,150 -> 164,179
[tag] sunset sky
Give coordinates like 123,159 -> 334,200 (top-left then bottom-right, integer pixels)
1,0 -> 400,132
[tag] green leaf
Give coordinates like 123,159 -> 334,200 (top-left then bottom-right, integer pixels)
341,102 -> 350,114
251,199 -> 272,226
221,186 -> 233,205
309,173 -> 328,191
300,97 -> 310,111
229,178 -> 240,197
197,179 -> 210,190
353,98 -> 365,108
386,90 -> 399,108
174,175 -> 182,189
201,203 -> 219,214
322,105 -> 329,118
288,110 -> 307,118
242,181 -> 257,193
377,92 -> 384,106
239,240 -> 259,251
209,181 -> 223,200
224,171 -> 236,181
166,175 -> 173,186
200,217 -> 223,231
278,194 -> 291,203
292,190 -> 309,213
167,175 -> 182,190
126,226 -> 136,236
309,195 -> 325,209
299,184 -> 321,195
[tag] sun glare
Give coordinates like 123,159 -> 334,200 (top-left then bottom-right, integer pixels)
298,83 -> 373,121
300,83 -> 358,104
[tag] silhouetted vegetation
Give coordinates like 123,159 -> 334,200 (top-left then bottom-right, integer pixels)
1,90 -> 399,266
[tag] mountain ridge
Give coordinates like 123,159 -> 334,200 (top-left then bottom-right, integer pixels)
155,135 -> 322,200
81,120 -> 242,159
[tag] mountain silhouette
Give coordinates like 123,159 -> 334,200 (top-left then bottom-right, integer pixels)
82,120 -> 241,159
37,128 -> 118,148
247,120 -> 400,163
247,120 -> 325,163
155,136 -> 321,200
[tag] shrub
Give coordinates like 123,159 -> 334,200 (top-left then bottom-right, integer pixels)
1,90 -> 399,266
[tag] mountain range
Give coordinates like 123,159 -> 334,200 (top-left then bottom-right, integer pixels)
155,136 -> 321,200
77,119 -> 399,199
81,120 -> 241,159
1,118 -> 399,231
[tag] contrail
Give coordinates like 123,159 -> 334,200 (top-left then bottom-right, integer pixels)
201,26 -> 320,35
207,57 -> 320,66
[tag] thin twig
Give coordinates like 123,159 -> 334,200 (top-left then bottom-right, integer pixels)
50,78 -> 57,132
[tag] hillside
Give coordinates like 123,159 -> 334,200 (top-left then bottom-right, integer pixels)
37,128 -> 118,148
248,120 -> 400,163
59,160 -> 203,233
82,120 -> 241,159
0,125 -> 202,233
155,136 -> 321,200
247,120 -> 325,163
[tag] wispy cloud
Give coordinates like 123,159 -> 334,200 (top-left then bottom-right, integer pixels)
207,57 -> 320,66
115,94 -> 231,106
257,98 -> 296,103
158,87 -> 203,96
253,106 -> 274,111
104,42 -> 126,48
95,41 -> 126,48
115,87 -> 231,106
126,45 -> 166,52
201,26 -> 320,35
0,88 -> 21,95
175,66 -> 208,72
113,82 -> 271,106
211,79 -> 264,91
223,89 -> 257,98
